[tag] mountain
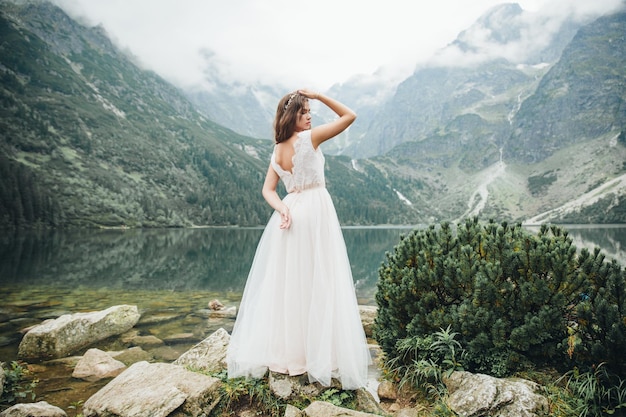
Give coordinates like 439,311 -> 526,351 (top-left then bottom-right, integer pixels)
343,3 -> 584,159
184,74 -> 282,140
0,0 -> 416,228
2,0 -> 625,229
508,11 -> 626,162
335,5 -> 626,224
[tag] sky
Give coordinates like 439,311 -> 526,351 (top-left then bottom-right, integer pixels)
51,0 -> 624,91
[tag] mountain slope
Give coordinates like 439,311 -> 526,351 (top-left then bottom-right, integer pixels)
349,7 -> 626,223
0,0 -> 419,228
2,1 -> 625,228
0,1 -> 271,228
507,12 -> 626,162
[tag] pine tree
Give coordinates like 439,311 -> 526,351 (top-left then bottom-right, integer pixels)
374,218 -> 626,378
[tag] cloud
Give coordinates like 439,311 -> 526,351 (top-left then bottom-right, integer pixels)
429,0 -> 624,68
51,0 -> 624,90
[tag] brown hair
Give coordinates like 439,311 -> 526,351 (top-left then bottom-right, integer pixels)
273,92 -> 308,144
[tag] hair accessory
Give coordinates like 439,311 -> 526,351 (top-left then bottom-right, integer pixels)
284,93 -> 297,110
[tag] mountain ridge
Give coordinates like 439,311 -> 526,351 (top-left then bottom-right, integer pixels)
0,0 -> 418,228
1,0 -> 625,228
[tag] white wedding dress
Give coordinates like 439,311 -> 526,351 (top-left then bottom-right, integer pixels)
227,130 -> 371,389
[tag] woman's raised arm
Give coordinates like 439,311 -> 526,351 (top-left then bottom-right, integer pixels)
298,89 -> 356,149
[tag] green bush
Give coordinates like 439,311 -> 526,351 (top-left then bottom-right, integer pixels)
1,361 -> 38,408
385,326 -> 466,400
374,218 -> 626,379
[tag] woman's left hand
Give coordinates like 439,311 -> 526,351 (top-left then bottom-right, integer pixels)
279,207 -> 292,230
297,89 -> 319,100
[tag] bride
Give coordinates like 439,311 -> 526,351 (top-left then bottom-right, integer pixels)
226,89 -> 371,389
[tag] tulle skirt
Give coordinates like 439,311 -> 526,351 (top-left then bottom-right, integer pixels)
226,186 -> 371,389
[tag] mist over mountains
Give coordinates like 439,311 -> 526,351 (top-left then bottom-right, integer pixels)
1,0 -> 625,228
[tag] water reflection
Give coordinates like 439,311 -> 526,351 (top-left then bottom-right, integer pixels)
0,227 -> 410,299
2,225 -> 625,296
0,228 -> 264,292
524,224 -> 626,265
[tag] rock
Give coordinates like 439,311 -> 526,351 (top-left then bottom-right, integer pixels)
208,306 -> 237,319
388,403 -> 401,412
445,371 -> 549,417
284,404 -> 304,417
303,401 -> 381,417
163,333 -> 196,344
355,387 -> 386,415
268,372 -> 329,400
137,313 -> 182,326
82,361 -> 220,417
130,335 -> 164,348
0,401 -> 67,417
194,309 -> 213,318
72,348 -> 126,381
18,305 -> 140,360
119,329 -> 139,344
208,299 -> 224,310
150,345 -> 182,361
173,328 -> 229,373
109,346 -> 154,365
394,407 -> 420,417
377,379 -> 398,400
358,305 -> 377,337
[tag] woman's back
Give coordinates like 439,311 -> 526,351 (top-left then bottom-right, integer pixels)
271,130 -> 325,194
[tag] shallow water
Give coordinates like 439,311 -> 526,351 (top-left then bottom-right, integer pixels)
1,284 -> 238,411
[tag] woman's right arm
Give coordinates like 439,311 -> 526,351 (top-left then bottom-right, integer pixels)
298,89 -> 356,149
262,164 -> 291,229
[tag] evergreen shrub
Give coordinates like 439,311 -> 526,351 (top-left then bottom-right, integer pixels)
374,218 -> 626,378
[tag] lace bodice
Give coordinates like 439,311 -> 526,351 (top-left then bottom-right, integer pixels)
271,130 -> 325,193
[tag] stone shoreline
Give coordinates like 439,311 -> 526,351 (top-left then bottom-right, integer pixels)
1,303 -> 549,417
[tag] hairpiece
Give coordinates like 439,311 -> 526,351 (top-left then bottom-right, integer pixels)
284,93 -> 297,110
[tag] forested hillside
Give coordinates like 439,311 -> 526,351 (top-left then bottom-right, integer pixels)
2,0 -> 625,228
0,1 -> 416,228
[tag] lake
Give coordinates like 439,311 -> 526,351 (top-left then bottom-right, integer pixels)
0,224 -> 625,409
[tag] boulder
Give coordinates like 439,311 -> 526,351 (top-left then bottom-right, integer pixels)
284,404 -> 304,417
268,372 -> 328,400
394,408 -> 420,417
72,348 -> 126,381
266,370 -> 382,414
358,306 -> 377,337
163,333 -> 196,344
445,371 -> 549,417
18,305 -> 140,360
0,401 -> 67,417
137,313 -> 182,326
82,361 -> 220,417
303,401 -> 381,417
173,328 -> 229,373
208,306 -> 237,319
377,379 -> 397,400
108,346 -> 154,365
129,334 -> 164,348
354,387 -> 386,415
150,345 -> 182,361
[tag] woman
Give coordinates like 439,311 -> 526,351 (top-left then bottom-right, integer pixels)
226,89 -> 371,390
